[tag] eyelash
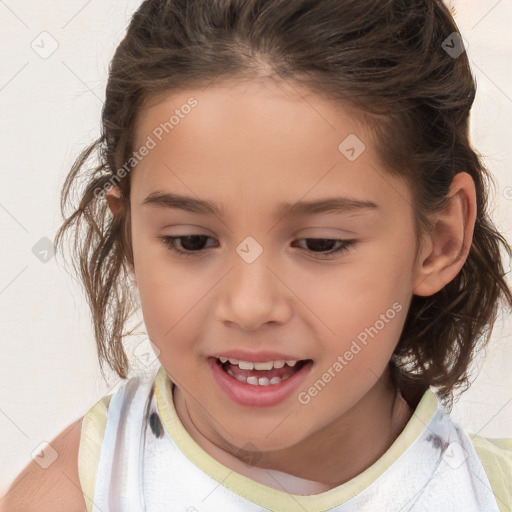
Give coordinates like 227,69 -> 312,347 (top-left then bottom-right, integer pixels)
158,235 -> 356,259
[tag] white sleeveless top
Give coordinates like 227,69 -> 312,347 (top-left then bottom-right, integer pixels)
79,365 -> 509,512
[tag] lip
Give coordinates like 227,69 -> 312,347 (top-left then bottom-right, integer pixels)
210,349 -> 306,363
208,356 -> 313,408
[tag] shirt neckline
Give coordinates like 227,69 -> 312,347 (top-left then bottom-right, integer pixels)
154,365 -> 439,510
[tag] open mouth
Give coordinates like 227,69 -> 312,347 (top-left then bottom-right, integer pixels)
213,357 -> 312,386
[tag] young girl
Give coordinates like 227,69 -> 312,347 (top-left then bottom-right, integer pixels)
4,0 -> 512,510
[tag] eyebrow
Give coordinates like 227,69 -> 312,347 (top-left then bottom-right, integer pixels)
141,191 -> 379,218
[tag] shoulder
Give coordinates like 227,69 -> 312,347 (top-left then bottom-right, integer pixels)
469,433 -> 512,512
1,394 -> 114,512
0,416 -> 87,512
2,371 -> 159,512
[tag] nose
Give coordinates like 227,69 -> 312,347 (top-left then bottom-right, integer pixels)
215,247 -> 292,331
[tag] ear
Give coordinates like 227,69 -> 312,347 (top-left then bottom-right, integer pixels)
105,185 -> 137,287
413,172 -> 477,296
106,185 -> 123,216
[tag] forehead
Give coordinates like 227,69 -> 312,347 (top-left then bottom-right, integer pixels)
134,77 -> 360,145
129,79 -> 412,215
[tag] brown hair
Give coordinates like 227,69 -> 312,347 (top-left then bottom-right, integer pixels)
54,0 -> 512,409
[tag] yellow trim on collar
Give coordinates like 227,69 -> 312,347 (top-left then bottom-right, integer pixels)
79,393 -> 112,512
470,434 -> 512,512
154,365 -> 439,511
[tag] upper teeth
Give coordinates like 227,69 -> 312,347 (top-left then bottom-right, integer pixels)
218,357 -> 298,370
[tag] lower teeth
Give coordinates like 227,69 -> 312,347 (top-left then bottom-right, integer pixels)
225,367 -> 291,386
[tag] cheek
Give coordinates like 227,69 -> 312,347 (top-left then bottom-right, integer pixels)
298,242 -> 412,363
299,255 -> 406,325
131,229 -> 200,344
137,271 -> 207,342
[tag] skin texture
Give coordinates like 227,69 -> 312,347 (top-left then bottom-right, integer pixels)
107,78 -> 477,491
0,417 -> 86,511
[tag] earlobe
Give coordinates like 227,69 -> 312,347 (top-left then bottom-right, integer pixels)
106,185 -> 123,216
413,172 -> 477,297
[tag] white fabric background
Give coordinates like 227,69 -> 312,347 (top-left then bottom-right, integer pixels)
0,0 -> 511,494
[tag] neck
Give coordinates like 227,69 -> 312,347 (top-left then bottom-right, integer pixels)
174,366 -> 413,490
247,367 -> 412,486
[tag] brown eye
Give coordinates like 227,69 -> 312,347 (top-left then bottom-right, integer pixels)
158,235 -> 356,259
292,238 -> 356,258
159,235 -> 215,257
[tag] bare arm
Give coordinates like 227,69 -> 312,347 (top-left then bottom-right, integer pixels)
0,417 -> 88,512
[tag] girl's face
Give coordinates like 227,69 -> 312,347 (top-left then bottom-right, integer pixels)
128,79 -> 422,452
